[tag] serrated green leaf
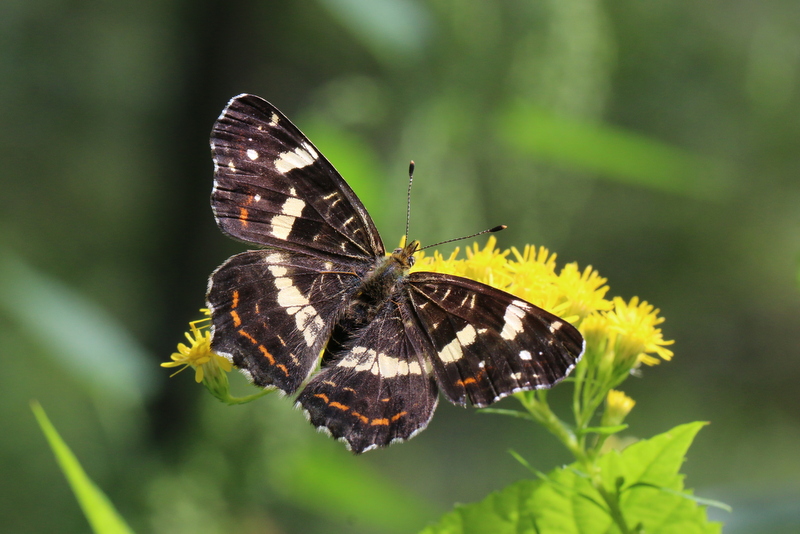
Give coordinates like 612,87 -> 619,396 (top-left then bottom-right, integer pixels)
422,422 -> 722,534
419,480 -> 543,534
31,402 -> 135,534
528,464 -> 614,533
600,421 -> 707,493
602,422 -> 722,533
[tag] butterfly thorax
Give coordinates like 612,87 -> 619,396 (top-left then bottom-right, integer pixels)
322,240 -> 419,363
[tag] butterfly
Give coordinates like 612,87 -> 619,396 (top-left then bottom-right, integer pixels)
206,94 -> 584,453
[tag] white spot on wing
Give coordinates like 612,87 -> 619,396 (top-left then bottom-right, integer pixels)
549,320 -> 563,333
277,284 -> 309,307
269,265 -> 288,277
253,194 -> 261,202
274,277 -> 293,289
519,350 -> 532,361
270,112 -> 279,126
270,214 -> 295,240
455,324 -> 478,347
281,197 -> 306,218
376,353 -> 405,378
302,141 -> 318,159
247,149 -> 259,160
500,303 -> 526,340
274,145 -> 317,174
439,337 -> 464,363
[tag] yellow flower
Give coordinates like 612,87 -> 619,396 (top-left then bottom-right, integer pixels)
162,311 -> 232,383
605,296 -> 674,366
577,311 -> 612,368
412,248 -> 467,278
462,236 -> 512,287
555,263 -> 613,320
504,244 -> 564,315
601,389 -> 636,427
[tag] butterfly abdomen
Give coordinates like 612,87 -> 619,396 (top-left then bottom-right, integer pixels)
322,254 -> 410,364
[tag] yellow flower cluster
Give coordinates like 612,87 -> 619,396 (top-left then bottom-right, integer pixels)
412,236 -> 673,368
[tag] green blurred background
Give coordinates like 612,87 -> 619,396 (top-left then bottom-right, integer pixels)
2,0 -> 799,532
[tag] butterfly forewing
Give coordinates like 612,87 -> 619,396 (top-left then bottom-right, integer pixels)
211,94 -> 384,260
207,249 -> 366,393
297,299 -> 439,453
405,272 -> 584,407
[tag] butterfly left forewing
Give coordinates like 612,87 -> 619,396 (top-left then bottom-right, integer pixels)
211,94 -> 384,260
405,272 -> 584,407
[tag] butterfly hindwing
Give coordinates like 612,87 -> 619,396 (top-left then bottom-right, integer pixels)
210,94 -> 384,259
207,248 -> 366,393
405,272 -> 584,407
297,298 -> 439,453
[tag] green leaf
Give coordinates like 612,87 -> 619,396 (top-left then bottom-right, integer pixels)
598,422 -> 723,533
634,485 -> 732,513
31,401 -> 135,534
600,421 -> 707,493
421,422 -> 722,534
497,104 -> 735,199
419,479 -> 543,534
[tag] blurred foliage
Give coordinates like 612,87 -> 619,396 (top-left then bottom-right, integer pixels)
2,0 -> 800,533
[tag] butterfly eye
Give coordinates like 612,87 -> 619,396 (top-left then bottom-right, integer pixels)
408,255 -> 416,267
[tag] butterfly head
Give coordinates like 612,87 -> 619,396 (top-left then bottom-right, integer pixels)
391,239 -> 420,270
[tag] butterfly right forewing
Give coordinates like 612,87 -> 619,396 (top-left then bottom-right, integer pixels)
405,272 -> 584,408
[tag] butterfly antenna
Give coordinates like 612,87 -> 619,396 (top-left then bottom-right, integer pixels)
404,161 -> 415,246
420,225 -> 507,251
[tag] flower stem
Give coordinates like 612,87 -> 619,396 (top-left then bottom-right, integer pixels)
210,387 -> 273,405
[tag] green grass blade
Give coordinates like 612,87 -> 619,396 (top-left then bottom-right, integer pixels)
31,401 -> 135,534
